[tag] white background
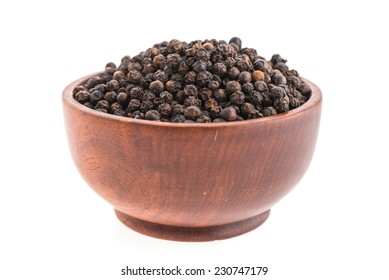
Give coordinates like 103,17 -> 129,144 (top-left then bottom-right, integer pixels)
1,0 -> 388,279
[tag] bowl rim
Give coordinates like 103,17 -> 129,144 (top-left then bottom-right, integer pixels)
63,72 -> 322,128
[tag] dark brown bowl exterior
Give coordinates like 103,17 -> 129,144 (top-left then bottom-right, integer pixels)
63,73 -> 322,241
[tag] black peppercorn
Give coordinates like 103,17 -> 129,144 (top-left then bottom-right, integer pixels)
158,103 -> 172,116
227,67 -> 240,80
287,76 -> 301,89
238,71 -> 252,84
90,90 -> 104,105
273,73 -> 287,85
196,115 -> 211,123
172,104 -> 185,115
76,38 -> 310,122
127,69 -> 142,84
198,88 -> 213,102
127,99 -> 141,112
104,91 -> 118,103
106,80 -> 120,91
253,59 -> 269,71
213,89 -> 227,102
160,91 -> 174,103
170,114 -> 186,123
184,71 -> 197,84
196,48 -> 210,61
298,82 -> 311,96
271,54 -> 287,65
86,76 -> 102,89
230,91 -> 246,105
129,86 -> 143,100
73,85 -> 86,95
207,80 -> 220,91
229,37 -> 242,49
184,96 -> 201,107
145,110 -> 160,121
111,102 -> 123,112
149,80 -> 165,94
220,107 -> 237,122
165,80 -> 181,93
113,70 -> 125,81
204,98 -> 218,110
252,70 -> 265,82
196,71 -> 213,87
75,90 -> 90,103
117,92 -> 129,106
184,84 -> 198,97
212,63 -> 227,76
184,106 -> 202,120
225,81 -> 242,95
213,118 -> 226,123
192,60 -> 208,73
241,82 -> 254,95
95,100 -> 110,110
113,109 -> 126,116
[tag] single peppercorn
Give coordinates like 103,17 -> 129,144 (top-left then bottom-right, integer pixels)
184,96 -> 201,107
184,84 -> 198,97
230,91 -> 246,105
194,71 -> 212,87
229,37 -> 242,49
192,60 -> 208,73
212,63 -> 227,76
225,80 -> 242,95
220,107 -> 237,122
104,91 -> 118,103
95,100 -> 110,110
170,114 -> 186,123
145,110 -> 160,121
111,102 -> 122,112
241,82 -> 254,95
238,71 -> 252,84
86,76 -> 102,89
75,90 -> 90,103
127,99 -> 141,112
184,106 -> 202,120
252,70 -> 265,82
117,92 -> 129,105
90,90 -> 104,105
106,80 -> 120,91
158,103 -> 172,116
204,98 -> 218,110
149,80 -> 165,94
227,67 -> 240,80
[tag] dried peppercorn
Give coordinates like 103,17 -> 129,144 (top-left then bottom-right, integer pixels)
90,90 -> 104,105
158,103 -> 172,116
104,91 -> 118,103
75,38 -> 310,122
230,91 -> 245,105
117,92 -> 129,105
75,90 -> 90,103
149,80 -> 165,94
184,106 -> 202,120
220,107 -> 237,122
145,110 -> 160,121
225,81 -> 241,95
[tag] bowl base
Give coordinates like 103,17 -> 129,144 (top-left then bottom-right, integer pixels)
115,209 -> 270,242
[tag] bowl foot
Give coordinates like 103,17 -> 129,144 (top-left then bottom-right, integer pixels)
115,209 -> 270,242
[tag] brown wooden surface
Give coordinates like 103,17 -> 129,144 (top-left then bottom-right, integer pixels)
62,74 -> 322,241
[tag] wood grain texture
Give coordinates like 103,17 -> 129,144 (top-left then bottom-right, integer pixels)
62,73 -> 322,241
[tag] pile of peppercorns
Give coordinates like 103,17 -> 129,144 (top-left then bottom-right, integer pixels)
74,38 -> 311,122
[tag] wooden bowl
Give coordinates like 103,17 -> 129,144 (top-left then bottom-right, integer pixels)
62,73 -> 322,241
